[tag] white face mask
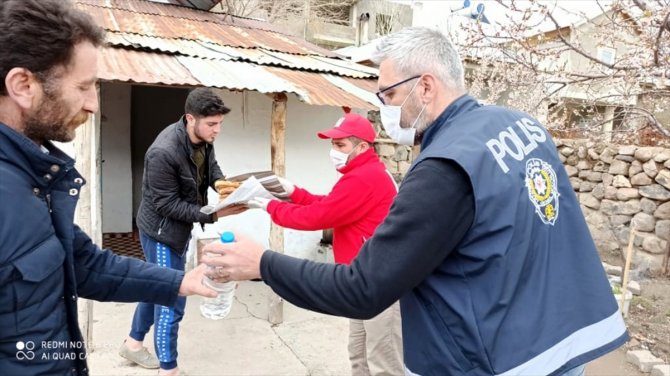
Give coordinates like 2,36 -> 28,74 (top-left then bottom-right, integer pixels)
379,79 -> 426,146
329,148 -> 352,169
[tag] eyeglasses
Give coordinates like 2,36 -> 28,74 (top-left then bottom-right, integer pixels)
375,75 -> 421,105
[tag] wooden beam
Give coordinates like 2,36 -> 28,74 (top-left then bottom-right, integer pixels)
268,93 -> 287,325
74,86 -> 102,351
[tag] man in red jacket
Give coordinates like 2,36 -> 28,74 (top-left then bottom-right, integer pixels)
249,113 -> 403,375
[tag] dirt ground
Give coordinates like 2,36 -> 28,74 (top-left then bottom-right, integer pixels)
599,245 -> 670,365
624,276 -> 670,363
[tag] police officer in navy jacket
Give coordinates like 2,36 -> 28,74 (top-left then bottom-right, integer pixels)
202,27 -> 628,376
0,2 -> 215,374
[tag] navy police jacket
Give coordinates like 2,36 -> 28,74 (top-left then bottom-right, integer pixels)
0,123 -> 184,376
401,95 -> 628,375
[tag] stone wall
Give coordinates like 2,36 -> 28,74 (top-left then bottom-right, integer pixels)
558,140 -> 670,273
374,140 -> 413,183
368,110 -> 669,273
368,111 -> 415,183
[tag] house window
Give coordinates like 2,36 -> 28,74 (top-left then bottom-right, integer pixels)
597,46 -> 616,65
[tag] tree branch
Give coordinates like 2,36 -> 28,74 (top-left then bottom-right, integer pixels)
655,11 -> 670,65
545,8 -> 619,70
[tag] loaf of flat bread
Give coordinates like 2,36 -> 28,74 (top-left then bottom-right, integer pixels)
215,180 -> 241,201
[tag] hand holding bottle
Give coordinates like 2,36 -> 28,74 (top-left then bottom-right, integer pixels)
201,232 -> 265,282
199,232 -> 237,320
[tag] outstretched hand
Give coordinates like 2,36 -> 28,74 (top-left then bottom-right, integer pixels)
201,232 -> 265,281
246,197 -> 272,211
178,264 -> 217,297
277,176 -> 295,195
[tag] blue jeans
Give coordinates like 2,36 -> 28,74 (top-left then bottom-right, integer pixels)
129,231 -> 186,370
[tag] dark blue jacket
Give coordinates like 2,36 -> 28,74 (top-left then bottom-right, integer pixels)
401,95 -> 628,375
0,123 -> 185,376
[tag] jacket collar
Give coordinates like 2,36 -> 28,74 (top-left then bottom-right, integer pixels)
420,94 -> 481,149
337,148 -> 378,174
0,122 -> 76,186
176,115 -> 193,155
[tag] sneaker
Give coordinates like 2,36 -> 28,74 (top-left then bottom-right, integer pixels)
119,341 -> 160,369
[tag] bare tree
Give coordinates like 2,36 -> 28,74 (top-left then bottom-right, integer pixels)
215,0 -> 304,22
457,0 -> 670,145
217,0 -> 254,18
367,0 -> 405,36
217,0 -> 356,24
310,0 -> 357,25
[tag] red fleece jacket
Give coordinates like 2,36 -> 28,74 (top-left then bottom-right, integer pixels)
266,149 -> 398,264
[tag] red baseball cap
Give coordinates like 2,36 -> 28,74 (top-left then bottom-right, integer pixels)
317,113 -> 376,143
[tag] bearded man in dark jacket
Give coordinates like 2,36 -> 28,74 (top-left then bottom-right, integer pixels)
0,1 -> 218,375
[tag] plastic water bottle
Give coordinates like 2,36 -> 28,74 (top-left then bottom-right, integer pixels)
199,232 -> 236,320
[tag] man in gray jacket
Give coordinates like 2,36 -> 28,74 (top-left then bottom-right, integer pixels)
120,88 -> 241,376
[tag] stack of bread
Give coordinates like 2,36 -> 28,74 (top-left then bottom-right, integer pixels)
215,180 -> 241,202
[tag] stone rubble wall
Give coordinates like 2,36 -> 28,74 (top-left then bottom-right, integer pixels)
368,111 -> 415,183
368,112 -> 669,272
557,140 -> 670,272
373,136 -> 670,273
374,139 -> 413,183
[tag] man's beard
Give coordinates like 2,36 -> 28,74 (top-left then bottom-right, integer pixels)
193,121 -> 213,145
411,108 -> 431,141
401,96 -> 432,144
23,88 -> 89,144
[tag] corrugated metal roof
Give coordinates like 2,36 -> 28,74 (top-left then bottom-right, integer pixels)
256,50 -> 377,78
105,32 -> 376,78
77,0 -> 380,110
323,75 -> 381,107
98,49 -> 377,110
77,0 -> 286,34
342,77 -> 379,93
99,48 -> 200,86
266,68 -> 375,110
175,56 -> 297,93
77,1 -> 332,56
105,33 -> 237,60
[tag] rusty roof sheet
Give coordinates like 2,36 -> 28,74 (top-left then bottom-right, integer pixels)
342,77 -> 379,93
77,0 -> 285,34
77,1 -> 335,56
99,48 -> 200,85
265,68 -> 375,110
98,48 -> 377,110
175,56 -> 296,93
105,32 -> 238,60
255,50 -> 377,78
79,0 -> 379,109
323,75 -> 381,107
105,32 -> 376,78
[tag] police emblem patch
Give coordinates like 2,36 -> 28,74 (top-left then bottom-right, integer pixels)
525,158 -> 560,225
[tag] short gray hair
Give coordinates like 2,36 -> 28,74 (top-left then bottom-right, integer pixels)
372,27 -> 465,92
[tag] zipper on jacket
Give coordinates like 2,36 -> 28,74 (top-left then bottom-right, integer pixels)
45,193 -> 53,213
157,217 -> 166,235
